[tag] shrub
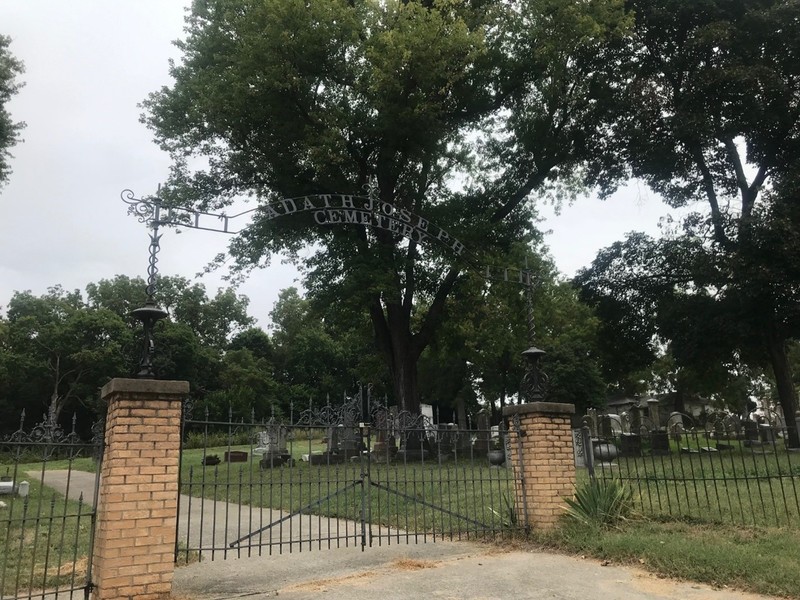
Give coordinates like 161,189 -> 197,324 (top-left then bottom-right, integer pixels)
563,478 -> 634,527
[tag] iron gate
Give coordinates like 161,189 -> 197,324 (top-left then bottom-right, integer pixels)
0,412 -> 103,600
175,394 -> 524,562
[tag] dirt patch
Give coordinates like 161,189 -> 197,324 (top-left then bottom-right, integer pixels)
57,555 -> 87,578
391,558 -> 440,571
281,557 -> 444,593
627,569 -> 766,600
283,570 -> 377,592
30,555 -> 88,579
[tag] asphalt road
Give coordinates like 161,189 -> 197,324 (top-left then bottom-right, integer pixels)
32,470 -> 779,600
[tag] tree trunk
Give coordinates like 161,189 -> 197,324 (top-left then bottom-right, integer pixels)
456,394 -> 467,429
672,388 -> 686,415
48,389 -> 63,426
370,297 -> 422,416
390,343 -> 420,415
765,328 -> 800,448
48,355 -> 64,426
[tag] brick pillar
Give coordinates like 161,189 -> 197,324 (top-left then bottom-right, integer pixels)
92,378 -> 189,600
503,402 -> 576,530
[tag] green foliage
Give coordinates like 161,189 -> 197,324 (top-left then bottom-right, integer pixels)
0,35 -> 24,188
419,244 -> 606,421
563,478 -> 634,527
0,276 -> 274,431
2,286 -> 132,432
539,521 -> 800,599
582,0 -> 800,442
143,0 -> 631,413
268,287 -> 361,413
488,492 -> 518,528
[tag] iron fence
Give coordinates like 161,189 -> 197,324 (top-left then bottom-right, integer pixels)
588,416 -> 800,528
0,412 -> 102,600
176,397 -> 523,562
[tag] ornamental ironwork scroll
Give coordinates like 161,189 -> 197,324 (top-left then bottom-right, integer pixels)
121,179 -> 470,261
1,410 -> 102,460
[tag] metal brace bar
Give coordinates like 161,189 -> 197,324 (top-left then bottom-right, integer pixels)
228,479 -> 362,547
368,480 -> 497,532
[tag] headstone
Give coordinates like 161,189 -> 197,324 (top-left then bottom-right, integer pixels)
585,408 -> 599,439
630,405 -> 642,435
325,426 -> 340,452
473,410 -> 490,456
17,481 -> 29,498
650,430 -> 670,455
619,433 -> 642,457
572,429 -> 586,467
453,429 -> 473,457
420,403 -> 435,432
371,410 -> 396,461
435,424 -> 457,460
647,399 -> 661,430
669,420 -> 684,443
599,415 -> 615,440
256,422 -> 290,468
743,420 -> 761,447
759,423 -> 777,445
225,450 -> 248,463
335,424 -> 362,459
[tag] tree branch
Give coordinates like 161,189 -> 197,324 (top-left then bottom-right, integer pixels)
403,241 -> 417,313
490,169 -> 552,223
744,165 -> 768,219
690,144 -> 728,246
411,266 -> 462,360
369,294 -> 393,367
723,137 -> 749,200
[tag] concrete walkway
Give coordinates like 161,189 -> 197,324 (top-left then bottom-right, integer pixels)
32,471 -> 779,600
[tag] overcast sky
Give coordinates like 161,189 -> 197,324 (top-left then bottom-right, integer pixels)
0,1 -> 675,328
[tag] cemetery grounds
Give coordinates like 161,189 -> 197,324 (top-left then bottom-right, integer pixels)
3,414 -> 800,598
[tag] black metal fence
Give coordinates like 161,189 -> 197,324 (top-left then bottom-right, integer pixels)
0,412 -> 102,600
588,416 -> 800,528
176,396 -> 523,562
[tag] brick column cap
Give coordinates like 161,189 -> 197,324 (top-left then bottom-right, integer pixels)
101,377 -> 190,400
502,402 -> 575,417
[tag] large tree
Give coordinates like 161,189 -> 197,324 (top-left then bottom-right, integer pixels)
2,287 -> 131,432
0,275 -> 261,434
0,35 -> 24,188
586,0 -> 800,444
143,0 -> 628,414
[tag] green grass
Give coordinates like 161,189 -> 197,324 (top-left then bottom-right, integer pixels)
8,436 -> 800,598
596,444 -> 800,528
3,457 -> 97,476
0,479 -> 94,597
535,519 -> 800,599
179,443 -> 517,535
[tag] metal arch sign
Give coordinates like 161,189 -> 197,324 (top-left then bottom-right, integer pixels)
122,185 -> 537,288
265,193 -> 467,257
122,189 -> 468,259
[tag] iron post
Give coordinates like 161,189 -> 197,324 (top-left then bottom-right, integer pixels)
122,189 -> 169,378
519,268 -> 548,402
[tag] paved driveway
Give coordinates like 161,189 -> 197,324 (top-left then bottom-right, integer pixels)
174,542 -> 774,600
32,471 -> 778,600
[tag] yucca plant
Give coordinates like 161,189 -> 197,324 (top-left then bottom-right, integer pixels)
563,478 -> 634,527
488,492 -> 518,528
